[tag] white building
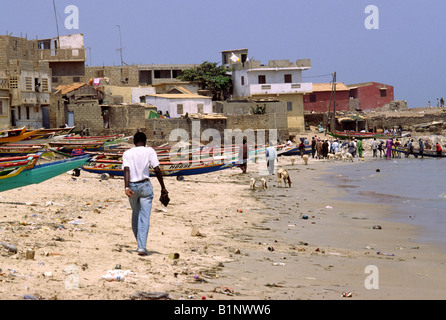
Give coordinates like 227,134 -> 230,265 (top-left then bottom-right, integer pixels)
144,87 -> 212,118
230,58 -> 312,132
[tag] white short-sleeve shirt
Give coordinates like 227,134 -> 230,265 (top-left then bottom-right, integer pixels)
122,146 -> 160,182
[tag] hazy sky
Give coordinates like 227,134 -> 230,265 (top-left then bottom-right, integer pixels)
3,0 -> 445,107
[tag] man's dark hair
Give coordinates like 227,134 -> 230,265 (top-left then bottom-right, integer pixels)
134,131 -> 147,145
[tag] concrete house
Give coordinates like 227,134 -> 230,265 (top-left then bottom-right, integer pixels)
230,58 -> 312,132
38,34 -> 87,87
303,82 -> 351,113
144,87 -> 213,118
347,82 -> 394,111
0,35 -> 52,129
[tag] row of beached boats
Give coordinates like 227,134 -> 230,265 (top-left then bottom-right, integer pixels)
2,126 -> 442,193
0,126 -> 313,192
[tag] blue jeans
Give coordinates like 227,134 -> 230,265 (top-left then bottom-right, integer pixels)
128,180 -> 154,251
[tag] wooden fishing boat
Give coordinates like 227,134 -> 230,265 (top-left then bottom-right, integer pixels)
81,143 -> 287,178
279,144 -> 312,156
392,146 -> 446,158
327,130 -> 400,140
25,126 -> 75,140
0,154 -> 41,179
0,155 -> 90,192
0,127 -> 44,144
0,144 -> 48,157
63,134 -> 126,142
81,157 -> 238,178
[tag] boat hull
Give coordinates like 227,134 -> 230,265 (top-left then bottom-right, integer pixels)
0,156 -> 90,192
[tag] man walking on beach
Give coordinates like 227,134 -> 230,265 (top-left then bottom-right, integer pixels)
123,131 -> 168,256
371,138 -> 377,157
266,142 -> 277,175
238,138 -> 248,173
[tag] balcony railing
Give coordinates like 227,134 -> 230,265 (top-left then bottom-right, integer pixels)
249,82 -> 313,95
39,48 -> 86,62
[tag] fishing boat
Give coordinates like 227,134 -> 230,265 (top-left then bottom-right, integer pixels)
25,126 -> 75,140
0,155 -> 90,192
0,144 -> 48,157
392,146 -> 446,158
0,127 -> 44,144
81,157 -> 239,178
327,130 -> 400,140
81,143 -> 287,178
0,154 -> 41,179
279,144 -> 312,156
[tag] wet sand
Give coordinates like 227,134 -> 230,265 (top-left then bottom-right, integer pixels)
1,151 -> 446,300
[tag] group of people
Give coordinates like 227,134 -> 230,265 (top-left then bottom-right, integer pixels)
309,136 -> 363,159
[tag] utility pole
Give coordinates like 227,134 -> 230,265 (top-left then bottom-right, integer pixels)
332,72 -> 337,133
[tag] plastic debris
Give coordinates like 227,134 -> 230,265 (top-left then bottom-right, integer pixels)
101,269 -> 134,282
377,251 -> 394,256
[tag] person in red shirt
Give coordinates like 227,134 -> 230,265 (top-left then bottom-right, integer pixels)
436,142 -> 443,157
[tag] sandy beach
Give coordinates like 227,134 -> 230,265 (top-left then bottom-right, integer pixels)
1,136 -> 446,301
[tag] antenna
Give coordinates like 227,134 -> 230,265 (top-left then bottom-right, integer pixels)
116,25 -> 127,66
52,0 -> 60,41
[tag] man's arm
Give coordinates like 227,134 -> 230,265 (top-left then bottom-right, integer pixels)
153,166 -> 168,195
124,166 -> 134,198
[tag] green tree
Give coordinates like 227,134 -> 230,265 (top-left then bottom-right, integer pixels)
178,61 -> 231,100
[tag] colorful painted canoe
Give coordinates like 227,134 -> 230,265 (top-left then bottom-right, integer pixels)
81,157 -> 238,177
0,154 -> 42,180
0,155 -> 90,192
392,146 -> 446,158
0,128 -> 44,144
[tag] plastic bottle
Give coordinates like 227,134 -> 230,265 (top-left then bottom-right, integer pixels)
101,270 -> 130,282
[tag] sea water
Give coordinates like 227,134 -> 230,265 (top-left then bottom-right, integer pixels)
326,157 -> 446,250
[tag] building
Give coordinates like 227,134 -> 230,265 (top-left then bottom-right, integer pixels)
38,34 -> 87,87
144,86 -> 213,118
347,82 -> 394,111
230,58 -> 312,132
303,81 -> 396,113
0,35 -> 52,129
55,83 -> 105,129
85,63 -> 199,87
303,82 -> 351,113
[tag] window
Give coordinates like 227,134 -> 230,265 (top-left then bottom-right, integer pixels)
52,77 -> 59,83
284,74 -> 292,83
25,77 -> 33,91
0,100 -> 3,115
18,106 -> 21,120
380,89 -> 387,97
287,101 -> 293,112
177,104 -> 183,115
258,75 -> 266,84
197,104 -> 204,113
9,77 -> 18,89
241,76 -> 245,86
41,78 -> 49,92
310,94 -> 317,102
26,106 -> 30,120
